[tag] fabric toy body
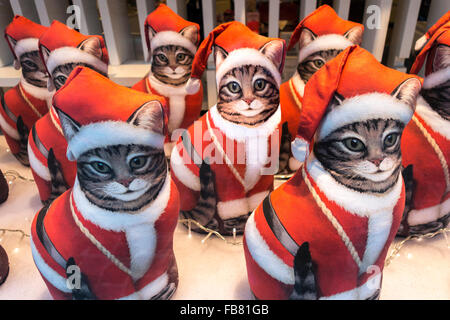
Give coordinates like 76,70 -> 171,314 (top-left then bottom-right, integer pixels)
1,16 -> 49,166
171,21 -> 286,235
399,14 -> 450,235
132,4 -> 202,144
31,67 -> 179,300
27,21 -> 109,205
244,46 -> 422,300
278,5 -> 363,172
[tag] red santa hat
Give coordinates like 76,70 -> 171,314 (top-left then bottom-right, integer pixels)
185,21 -> 286,94
145,4 -> 200,60
410,12 -> 450,88
288,5 -> 364,63
4,15 -> 48,68
38,20 -> 109,77
52,66 -> 168,161
292,46 -> 422,163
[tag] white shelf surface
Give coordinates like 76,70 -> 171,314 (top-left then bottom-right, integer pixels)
0,136 -> 448,300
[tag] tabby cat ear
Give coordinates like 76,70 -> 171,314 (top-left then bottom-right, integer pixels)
128,100 -> 165,135
260,39 -> 285,72
40,45 -> 51,62
299,28 -> 316,50
6,35 -> 20,70
391,78 -> 422,108
78,37 -> 103,60
344,26 -> 364,45
180,25 -> 199,46
56,109 -> 81,143
433,44 -> 450,72
147,26 -> 157,53
214,45 -> 228,70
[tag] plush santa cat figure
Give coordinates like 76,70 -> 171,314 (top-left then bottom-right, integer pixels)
398,13 -> 450,236
1,16 -> 49,166
244,46 -> 421,300
31,67 -> 180,300
170,21 -> 286,235
132,4 -> 202,150
27,21 -> 109,205
279,5 -> 363,173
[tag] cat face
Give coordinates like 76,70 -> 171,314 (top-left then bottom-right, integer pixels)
58,101 -> 167,212
314,79 -> 420,193
41,37 -> 106,91
6,35 -> 48,88
215,40 -> 284,127
297,27 -> 363,83
148,25 -> 198,86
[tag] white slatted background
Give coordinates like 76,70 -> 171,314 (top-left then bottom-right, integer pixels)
0,0 -> 449,106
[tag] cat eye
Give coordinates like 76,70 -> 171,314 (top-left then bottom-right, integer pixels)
176,53 -> 186,61
55,75 -> 66,84
384,133 -> 399,148
313,59 -> 325,68
227,81 -> 241,94
254,79 -> 267,91
129,156 -> 148,170
22,60 -> 37,70
343,138 -> 365,152
90,161 -> 112,174
156,54 -> 168,63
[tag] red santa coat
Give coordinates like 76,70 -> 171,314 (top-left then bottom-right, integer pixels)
280,74 -> 304,140
244,155 -> 405,299
132,75 -> 203,141
0,82 -> 48,155
401,96 -> 450,226
170,105 -> 281,221
30,175 -> 180,300
27,106 -> 76,203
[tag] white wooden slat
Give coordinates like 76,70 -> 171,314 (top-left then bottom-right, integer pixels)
299,0 -> 317,20
34,0 -> 69,26
10,0 -> 40,23
0,0 -> 14,67
268,0 -> 280,38
97,0 -> 135,66
426,0 -> 450,30
71,0 -> 102,35
361,0 -> 393,61
386,0 -> 420,71
234,0 -> 246,24
202,0 -> 217,107
136,0 -> 155,62
333,0 -> 351,20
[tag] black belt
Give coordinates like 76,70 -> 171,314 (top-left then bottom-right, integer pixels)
32,125 -> 49,159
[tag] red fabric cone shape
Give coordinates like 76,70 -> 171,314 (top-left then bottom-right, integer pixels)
400,14 -> 450,234
133,4 -> 202,142
0,16 -> 49,166
28,22 -> 110,204
280,5 -> 364,141
244,46 -> 420,299
31,67 -> 180,300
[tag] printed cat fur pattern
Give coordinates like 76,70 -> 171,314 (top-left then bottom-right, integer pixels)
132,4 -> 202,144
27,21 -> 109,205
0,16 -> 50,166
244,46 -> 421,300
31,67 -> 179,300
278,5 -> 363,172
171,21 -> 286,235
399,19 -> 450,236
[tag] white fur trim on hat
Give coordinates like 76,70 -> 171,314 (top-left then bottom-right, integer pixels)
13,38 -> 39,58
151,31 -> 197,54
291,137 -> 309,163
67,121 -> 165,160
423,66 -> 450,89
215,48 -> 282,87
317,93 -> 414,140
298,34 -> 353,63
46,46 -> 108,75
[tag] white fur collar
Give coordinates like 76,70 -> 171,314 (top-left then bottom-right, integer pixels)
72,172 -> 171,232
291,72 -> 305,97
306,153 -> 403,217
147,73 -> 189,97
209,105 -> 281,143
423,66 -> 450,89
415,96 -> 450,140
20,77 -> 51,101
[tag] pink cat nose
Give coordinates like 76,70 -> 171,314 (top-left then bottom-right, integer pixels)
118,179 -> 133,187
170,66 -> 177,71
243,98 -> 253,105
370,159 -> 383,166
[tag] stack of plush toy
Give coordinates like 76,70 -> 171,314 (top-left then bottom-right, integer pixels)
0,4 -> 448,300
